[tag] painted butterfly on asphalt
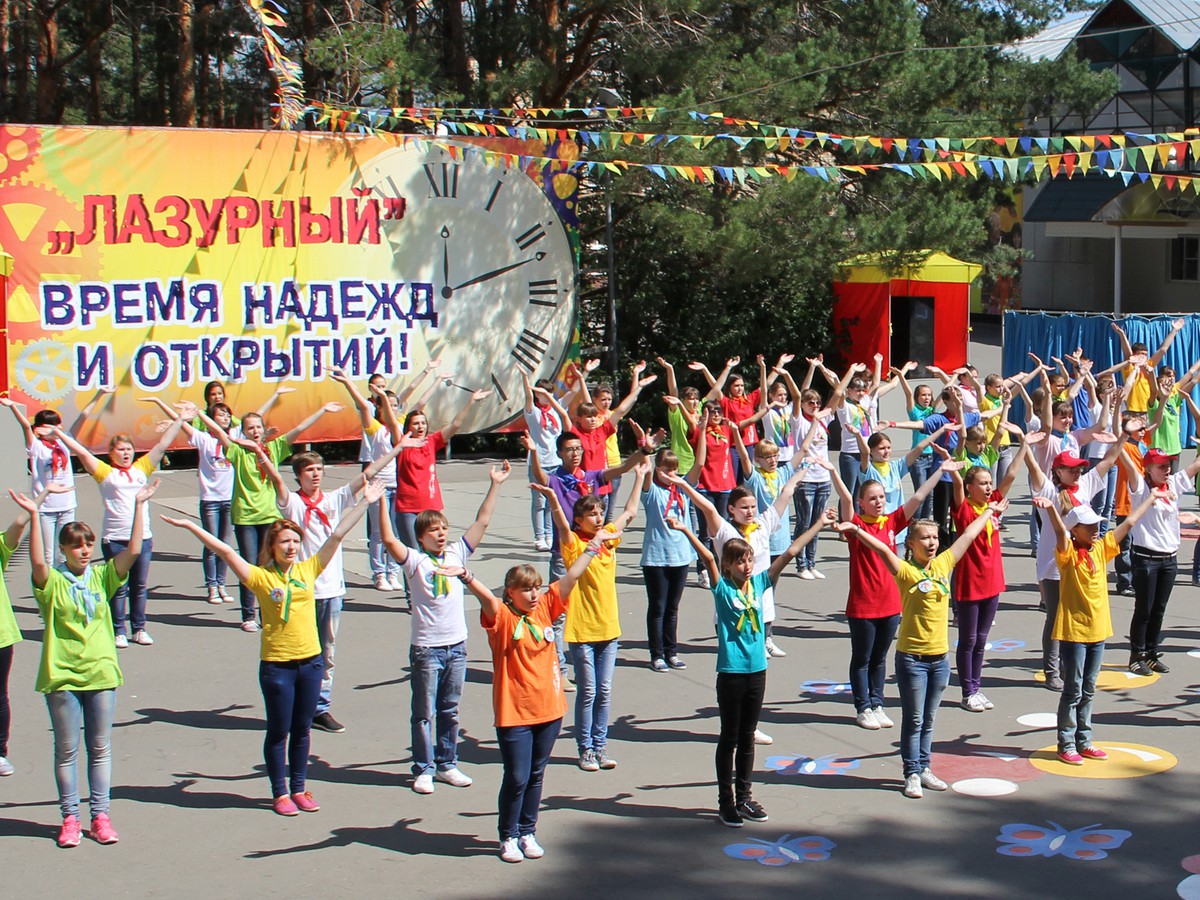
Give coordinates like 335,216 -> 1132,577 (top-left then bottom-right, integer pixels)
996,821 -> 1131,860
725,835 -> 836,866
764,754 -> 860,776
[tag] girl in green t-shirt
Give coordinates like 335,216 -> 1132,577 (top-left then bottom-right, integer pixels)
13,478 -> 158,848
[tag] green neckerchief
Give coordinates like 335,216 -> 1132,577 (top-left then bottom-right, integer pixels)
730,580 -> 761,634
270,566 -> 305,622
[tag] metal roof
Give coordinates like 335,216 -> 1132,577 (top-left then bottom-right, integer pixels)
1014,0 -> 1200,61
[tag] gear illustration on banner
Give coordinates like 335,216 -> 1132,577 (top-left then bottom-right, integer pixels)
0,125 -> 39,184
15,339 -> 74,401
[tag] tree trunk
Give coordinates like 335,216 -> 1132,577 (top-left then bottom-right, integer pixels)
176,0 -> 195,125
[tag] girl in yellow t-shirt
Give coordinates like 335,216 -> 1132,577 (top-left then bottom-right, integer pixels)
544,461 -> 648,773
1033,487 -> 1160,766
162,481 -> 381,818
836,503 -> 1004,800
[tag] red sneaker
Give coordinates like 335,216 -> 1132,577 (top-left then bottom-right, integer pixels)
57,815 -> 82,848
272,795 -> 300,817
1079,746 -> 1108,761
290,791 -> 320,812
90,813 -> 119,844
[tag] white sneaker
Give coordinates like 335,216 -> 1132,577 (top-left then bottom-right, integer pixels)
388,575 -> 406,592
962,693 -> 986,713
856,708 -> 881,730
518,834 -> 545,859
799,569 -> 815,580
113,634 -> 129,649
499,838 -> 523,863
872,706 -> 894,728
764,637 -> 786,658
753,729 -> 773,745
374,574 -> 389,591
919,768 -> 948,791
811,569 -> 826,579
412,772 -> 435,794
435,767 -> 473,788
903,773 -> 923,798
977,692 -> 995,710
132,629 -> 154,646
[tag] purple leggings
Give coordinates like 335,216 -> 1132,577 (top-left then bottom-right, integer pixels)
956,595 -> 999,697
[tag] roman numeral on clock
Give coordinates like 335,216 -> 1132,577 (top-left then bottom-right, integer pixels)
423,163 -> 460,199
514,223 -> 546,250
511,329 -> 550,373
529,278 -> 559,307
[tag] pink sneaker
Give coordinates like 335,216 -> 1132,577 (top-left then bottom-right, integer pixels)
1057,749 -> 1085,766
90,812 -> 119,844
272,795 -> 300,817
290,791 -> 320,812
1079,746 -> 1108,761
57,814 -> 82,848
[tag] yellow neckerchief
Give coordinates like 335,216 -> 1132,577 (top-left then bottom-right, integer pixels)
967,498 -> 995,545
269,565 -> 305,622
729,579 -> 761,634
756,466 -> 781,499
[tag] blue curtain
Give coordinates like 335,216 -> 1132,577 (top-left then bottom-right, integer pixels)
1002,311 -> 1200,442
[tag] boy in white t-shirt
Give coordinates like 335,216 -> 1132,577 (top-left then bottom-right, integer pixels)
378,462 -> 511,795
259,442 -> 408,734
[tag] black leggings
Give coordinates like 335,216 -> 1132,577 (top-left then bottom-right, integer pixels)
715,670 -> 765,806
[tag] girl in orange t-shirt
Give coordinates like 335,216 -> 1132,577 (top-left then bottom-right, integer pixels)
450,539 -> 606,864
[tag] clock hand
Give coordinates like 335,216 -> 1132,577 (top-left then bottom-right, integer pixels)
452,252 -> 545,292
441,226 -> 452,300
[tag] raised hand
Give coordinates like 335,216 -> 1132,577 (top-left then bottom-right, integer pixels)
490,460 -> 512,483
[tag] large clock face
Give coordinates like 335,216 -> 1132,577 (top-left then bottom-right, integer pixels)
351,143 -> 577,433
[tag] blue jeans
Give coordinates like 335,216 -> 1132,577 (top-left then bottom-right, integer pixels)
571,640 -> 618,752
409,642 -> 467,775
367,486 -> 401,578
38,507 -> 75,566
895,651 -> 950,776
46,688 -> 116,818
234,522 -> 271,622
259,655 -> 323,798
528,457 -> 553,543
102,536 -> 152,636
496,718 -> 561,839
792,481 -> 832,570
1057,641 -> 1104,752
848,615 -> 899,711
315,596 -> 342,715
200,500 -> 231,589
908,456 -> 935,520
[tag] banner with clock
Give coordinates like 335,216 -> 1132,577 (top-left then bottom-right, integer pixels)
0,125 -> 580,449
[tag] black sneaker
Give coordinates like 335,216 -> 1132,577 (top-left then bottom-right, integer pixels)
312,712 -> 346,733
736,798 -> 769,823
1128,657 -> 1152,677
1148,655 -> 1171,674
718,805 -> 743,828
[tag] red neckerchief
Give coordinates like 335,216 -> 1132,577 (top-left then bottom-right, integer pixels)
42,438 -> 68,474
298,490 -> 330,531
664,483 -> 685,518
572,467 -> 592,496
1072,538 -> 1095,573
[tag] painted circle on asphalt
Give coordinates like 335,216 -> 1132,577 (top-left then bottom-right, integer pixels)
1030,742 -> 1177,779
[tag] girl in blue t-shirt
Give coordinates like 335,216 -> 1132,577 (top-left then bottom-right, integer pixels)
667,508 -> 835,828
639,450 -> 698,672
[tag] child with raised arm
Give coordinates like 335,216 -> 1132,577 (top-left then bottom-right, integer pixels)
447,534 -> 608,863
1033,483 -> 1162,765
378,462 -> 512,794
836,498 -> 1005,798
668,508 -> 836,827
203,399 -> 345,631
52,415 -> 186,648
15,479 -> 158,846
541,460 -> 649,773
259,439 -> 410,734
1,398 -> 77,565
161,481 -> 382,817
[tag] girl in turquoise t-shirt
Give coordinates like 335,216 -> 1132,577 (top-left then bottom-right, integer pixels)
668,508 -> 835,828
13,479 -> 157,848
